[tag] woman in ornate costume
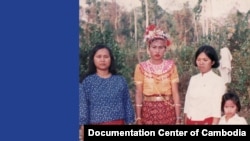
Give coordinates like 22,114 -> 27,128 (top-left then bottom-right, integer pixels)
134,25 -> 181,125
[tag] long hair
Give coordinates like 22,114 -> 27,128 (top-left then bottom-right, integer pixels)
81,44 -> 117,82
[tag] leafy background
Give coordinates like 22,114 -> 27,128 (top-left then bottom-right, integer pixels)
79,0 -> 250,124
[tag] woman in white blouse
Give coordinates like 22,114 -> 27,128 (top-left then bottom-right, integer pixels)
184,45 -> 226,125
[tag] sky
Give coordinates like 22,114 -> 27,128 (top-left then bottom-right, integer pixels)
79,0 -> 250,18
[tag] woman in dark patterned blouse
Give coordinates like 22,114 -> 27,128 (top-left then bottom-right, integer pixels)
79,44 -> 135,140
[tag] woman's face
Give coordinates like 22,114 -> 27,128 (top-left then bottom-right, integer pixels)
93,48 -> 111,71
148,39 -> 166,60
196,52 -> 214,74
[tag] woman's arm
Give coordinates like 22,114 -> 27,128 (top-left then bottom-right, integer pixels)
172,82 -> 181,124
135,84 -> 143,124
212,117 -> 220,125
183,113 -> 187,124
79,125 -> 84,141
183,77 -> 193,125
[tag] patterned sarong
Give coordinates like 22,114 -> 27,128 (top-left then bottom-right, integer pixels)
141,100 -> 176,125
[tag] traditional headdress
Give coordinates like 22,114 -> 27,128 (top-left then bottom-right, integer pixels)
144,24 -> 171,47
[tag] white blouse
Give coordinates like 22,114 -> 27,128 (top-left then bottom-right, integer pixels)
184,70 -> 226,120
219,114 -> 248,125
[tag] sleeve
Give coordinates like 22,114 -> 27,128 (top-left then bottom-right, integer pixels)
79,81 -> 89,125
184,77 -> 193,114
211,78 -> 226,117
134,64 -> 143,85
170,64 -> 179,83
240,117 -> 248,125
121,77 -> 135,124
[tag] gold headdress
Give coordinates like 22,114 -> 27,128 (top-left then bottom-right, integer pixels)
144,24 -> 171,46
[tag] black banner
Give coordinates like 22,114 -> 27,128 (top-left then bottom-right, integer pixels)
84,125 -> 250,139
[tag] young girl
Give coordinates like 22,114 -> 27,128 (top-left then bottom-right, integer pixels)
218,92 -> 248,125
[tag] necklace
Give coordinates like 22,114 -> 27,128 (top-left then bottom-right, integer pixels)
149,60 -> 164,75
148,60 -> 164,84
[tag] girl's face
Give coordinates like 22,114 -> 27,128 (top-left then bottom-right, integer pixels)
196,52 -> 214,74
93,48 -> 111,71
148,39 -> 166,61
223,100 -> 237,119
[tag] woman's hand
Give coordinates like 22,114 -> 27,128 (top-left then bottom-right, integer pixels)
176,119 -> 182,125
136,119 -> 143,125
79,125 -> 84,141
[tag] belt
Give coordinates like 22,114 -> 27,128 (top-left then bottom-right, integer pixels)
144,95 -> 171,101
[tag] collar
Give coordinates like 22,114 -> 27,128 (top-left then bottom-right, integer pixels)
199,69 -> 214,77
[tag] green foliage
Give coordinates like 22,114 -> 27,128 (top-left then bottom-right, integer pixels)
165,46 -> 198,100
79,25 -> 91,82
225,11 -> 250,109
228,49 -> 250,107
80,1 -> 250,121
228,11 -> 250,51
79,23 -> 132,87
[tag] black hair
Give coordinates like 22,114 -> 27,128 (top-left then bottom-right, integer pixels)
221,92 -> 241,113
82,44 -> 117,81
193,45 -> 220,68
